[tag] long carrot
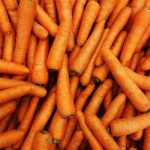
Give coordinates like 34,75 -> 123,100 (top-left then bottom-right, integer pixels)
56,54 -> 75,118
101,48 -> 150,112
120,9 -> 150,66
13,0 -> 36,64
76,1 -> 100,46
31,38 -> 49,85
70,20 -> 105,75
143,127 -> 150,150
0,115 -> 11,133
21,92 -> 55,150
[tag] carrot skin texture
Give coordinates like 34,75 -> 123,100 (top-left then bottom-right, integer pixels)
0,115 -> 11,133
143,127 -> 150,150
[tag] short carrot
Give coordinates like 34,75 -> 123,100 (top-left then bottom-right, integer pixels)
143,127 -> 150,150
104,89 -> 112,110
0,115 -> 11,133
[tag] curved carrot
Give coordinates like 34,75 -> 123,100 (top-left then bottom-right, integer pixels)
49,110 -> 67,144
31,38 -> 49,85
101,48 -> 150,112
120,9 -> 150,66
70,20 -> 105,75
13,0 -> 36,64
0,115 -> 11,133
76,1 -> 100,46
21,92 -> 55,150
56,54 -> 75,118
143,126 -> 150,150
104,89 -> 112,110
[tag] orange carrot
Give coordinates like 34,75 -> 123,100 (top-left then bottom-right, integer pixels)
85,115 -> 120,150
107,0 -> 129,27
31,38 -> 49,85
56,54 -> 75,118
84,79 -> 113,116
0,115 -> 11,133
13,0 -> 36,64
71,0 -> 76,10
140,55 -> 150,71
76,1 -> 100,46
104,89 -> 112,110
21,92 -> 55,150
66,130 -> 84,150
49,110 -> 68,144
101,48 -> 150,112
3,0 -> 18,30
66,29 -> 75,52
76,85 -> 83,98
130,128 -> 143,141
78,138 -> 88,150
0,130 -> 23,149
0,0 -> 12,33
116,136 -> 127,150
120,9 -> 150,66
145,0 -> 150,9
143,126 -> 150,150
0,28 -> 3,58
70,20 -> 105,75
32,22 -> 49,39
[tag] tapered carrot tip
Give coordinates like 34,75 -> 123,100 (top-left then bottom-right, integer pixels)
64,114 -> 74,119
70,70 -> 79,76
52,139 -> 60,144
92,77 -> 102,84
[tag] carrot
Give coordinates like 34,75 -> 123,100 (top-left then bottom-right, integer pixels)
0,0 -> 12,33
47,1 -> 72,71
2,29 -> 15,62
0,101 -> 16,120
116,136 -> 127,150
95,7 -> 131,66
76,1 -> 100,46
66,130 -> 84,150
129,147 -> 138,150
101,93 -> 126,127
32,22 -> 49,39
104,89 -> 112,110
0,130 -> 23,149
78,138 -> 88,150
18,96 -> 30,122
49,110 -> 68,144
13,0 -> 36,64
136,57 -> 146,75
107,0 -> 129,27
76,111 -> 103,150
71,0 -> 76,10
120,9 -> 150,66
56,54 -> 75,118
70,20 -> 105,75
0,28 -> 3,58
115,101 -> 126,119
84,79 -> 113,116
12,74 -> 27,81
85,115 -> 120,150
21,92 -> 55,150
96,0 -> 118,23
130,129 -> 143,141
101,48 -> 150,112
66,29 -> 75,52
93,31 -> 127,82
140,56 -> 150,71
76,86 -> 83,98
145,0 -> 150,9
31,38 -> 49,85
3,0 -> 18,30
43,0 -> 57,23
110,112 -> 150,136
143,126 -> 150,150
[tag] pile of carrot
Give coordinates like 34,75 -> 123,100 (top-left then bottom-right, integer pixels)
0,0 -> 150,149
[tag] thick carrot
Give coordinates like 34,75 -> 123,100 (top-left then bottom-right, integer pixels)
120,9 -> 150,66
31,38 -> 49,85
107,0 -> 129,27
101,48 -> 150,112
21,92 -> 55,150
0,130 -> 23,149
116,136 -> 127,150
95,7 -> 131,66
13,0 -> 36,64
76,111 -> 103,150
76,1 -> 100,46
143,127 -> 150,150
84,79 -> 113,115
70,20 -> 105,75
101,93 -> 126,127
0,101 -> 16,120
56,54 -> 75,118
47,1 -> 72,71
66,130 -> 84,150
43,0 -> 57,23
32,22 -> 49,39
104,89 -> 112,110
96,0 -> 118,23
3,0 -> 18,30
0,115 -> 11,133
85,115 -> 120,150
49,110 -> 68,144
0,0 -> 12,33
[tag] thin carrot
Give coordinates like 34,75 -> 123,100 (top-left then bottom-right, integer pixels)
49,110 -> 68,144
107,0 -> 129,27
13,0 -> 36,64
143,126 -> 150,150
21,92 -> 55,150
56,54 -> 75,118
0,130 -> 23,149
31,38 -> 49,85
70,20 -> 105,75
120,9 -> 150,66
0,115 -> 11,133
76,1 -> 100,46
104,89 -> 112,110
0,0 -> 12,33
76,85 -> 83,98
66,29 -> 75,52
101,48 -> 150,112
